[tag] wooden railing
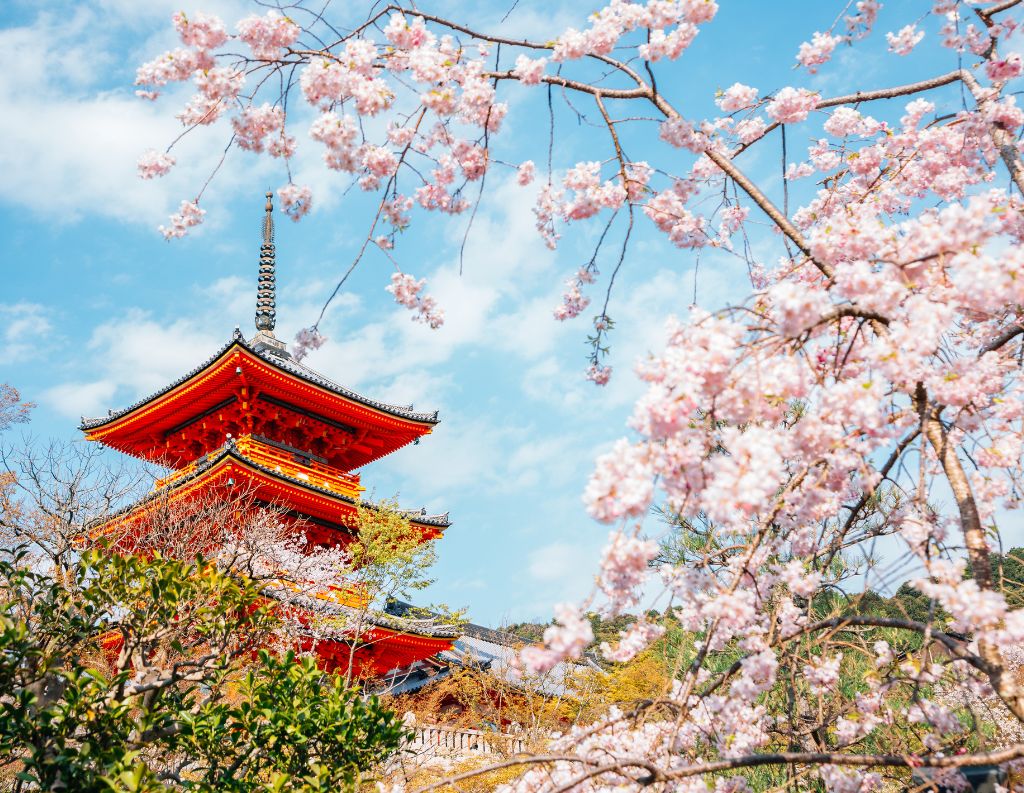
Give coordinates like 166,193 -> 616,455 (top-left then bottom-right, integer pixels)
154,435 -> 364,500
406,725 -> 525,756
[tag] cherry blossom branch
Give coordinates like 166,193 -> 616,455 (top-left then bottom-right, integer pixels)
384,4 -> 649,88
978,0 -> 1023,20
314,107 -> 428,327
818,71 -> 965,110
981,322 -> 1024,354
485,69 -> 649,100
659,743 -> 1024,781
704,144 -> 830,277
409,754 -> 646,793
960,68 -> 1024,194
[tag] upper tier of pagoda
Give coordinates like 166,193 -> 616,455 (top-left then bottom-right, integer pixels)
83,191 -> 439,471
80,330 -> 438,471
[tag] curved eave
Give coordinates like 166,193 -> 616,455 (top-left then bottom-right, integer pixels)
80,330 -> 440,436
101,443 -> 451,531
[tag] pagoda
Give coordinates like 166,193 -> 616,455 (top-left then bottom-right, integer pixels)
80,193 -> 457,676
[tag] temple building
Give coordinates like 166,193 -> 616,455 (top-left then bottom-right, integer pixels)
80,193 -> 458,677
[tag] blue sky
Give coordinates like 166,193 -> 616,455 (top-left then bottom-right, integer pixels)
0,0 -> 991,625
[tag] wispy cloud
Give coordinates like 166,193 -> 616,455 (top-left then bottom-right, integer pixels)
0,303 -> 53,363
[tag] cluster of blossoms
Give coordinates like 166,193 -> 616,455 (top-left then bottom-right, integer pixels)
277,184 -> 312,222
886,24 -> 924,55
510,77 -> 1024,789
137,150 -> 175,179
553,266 -> 596,321
549,0 -> 718,63
518,603 -> 593,675
291,327 -> 327,362
385,273 -> 444,329
158,200 -> 205,240
796,31 -> 843,73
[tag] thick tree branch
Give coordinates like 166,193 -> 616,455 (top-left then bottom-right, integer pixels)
660,743 -> 1024,780
982,322 -> 1024,354
960,69 -> 1024,195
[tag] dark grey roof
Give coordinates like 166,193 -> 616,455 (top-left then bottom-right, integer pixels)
263,588 -> 460,640
81,329 -> 440,431
387,601 -> 525,646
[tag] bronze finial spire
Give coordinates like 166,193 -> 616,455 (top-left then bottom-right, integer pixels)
255,191 -> 277,334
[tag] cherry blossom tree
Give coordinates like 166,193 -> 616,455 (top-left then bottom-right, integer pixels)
135,0 -> 1024,789
0,384 -> 32,434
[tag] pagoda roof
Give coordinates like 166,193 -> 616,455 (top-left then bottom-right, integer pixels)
82,328 -> 439,430
81,329 -> 439,470
101,438 -> 450,534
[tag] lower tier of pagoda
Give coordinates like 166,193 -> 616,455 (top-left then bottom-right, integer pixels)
88,434 -> 455,679
299,622 -> 458,678
266,588 -> 459,679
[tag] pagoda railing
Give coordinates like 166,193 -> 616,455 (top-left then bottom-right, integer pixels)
153,435 -> 364,500
234,436 -> 363,498
405,724 -> 525,757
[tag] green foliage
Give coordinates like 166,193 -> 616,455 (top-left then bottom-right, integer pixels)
975,547 -> 1024,609
180,652 -> 406,791
348,498 -> 438,607
0,549 -> 404,792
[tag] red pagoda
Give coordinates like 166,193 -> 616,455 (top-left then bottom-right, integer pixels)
80,193 -> 457,676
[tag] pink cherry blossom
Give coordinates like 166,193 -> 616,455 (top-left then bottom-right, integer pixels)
277,183 -> 312,221
585,439 -> 653,521
600,619 -> 665,662
638,24 -> 699,61
194,66 -> 244,102
659,116 -> 707,152
136,47 -> 211,91
585,363 -> 612,386
519,603 -> 593,674
986,52 -> 1023,82
845,0 -> 880,37
735,116 -> 768,143
385,273 -> 444,328
796,31 -> 843,73
716,82 -> 759,113
176,93 -> 227,126
886,24 -> 924,55
823,106 -> 866,137
292,327 -> 327,362
159,199 -> 205,240
644,190 -> 707,248
383,12 -> 430,50
232,104 -> 285,153
785,162 -> 814,180
805,653 -> 843,695
513,54 -> 547,85
596,530 -> 659,609
137,150 -> 175,179
516,160 -> 536,186
236,11 -> 300,60
172,11 -> 227,52
766,87 -> 819,123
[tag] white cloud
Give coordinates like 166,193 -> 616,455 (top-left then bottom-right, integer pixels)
43,379 -> 118,419
41,289 -> 245,419
87,310 -> 221,398
375,416 -> 516,497
1,303 -> 53,363
0,4 -> 278,229
528,541 -> 579,581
